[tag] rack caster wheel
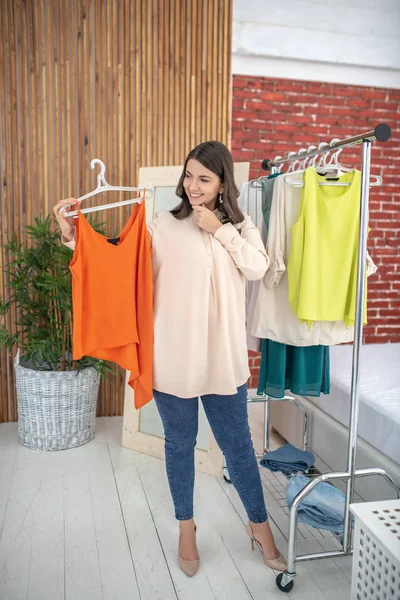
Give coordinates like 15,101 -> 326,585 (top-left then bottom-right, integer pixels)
276,572 -> 294,593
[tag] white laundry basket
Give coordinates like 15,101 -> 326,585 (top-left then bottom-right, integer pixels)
350,499 -> 400,600
14,352 -> 100,450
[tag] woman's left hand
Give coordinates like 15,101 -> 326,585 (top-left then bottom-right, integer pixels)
192,206 -> 223,234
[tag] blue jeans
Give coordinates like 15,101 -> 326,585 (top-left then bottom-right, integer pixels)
153,383 -> 268,523
286,474 -> 347,534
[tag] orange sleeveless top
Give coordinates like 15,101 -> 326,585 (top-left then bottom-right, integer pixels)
69,202 -> 153,408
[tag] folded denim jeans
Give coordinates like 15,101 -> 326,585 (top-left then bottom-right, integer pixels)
286,474 -> 346,534
260,443 -> 315,476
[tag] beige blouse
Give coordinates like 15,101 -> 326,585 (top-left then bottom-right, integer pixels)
62,208 -> 268,397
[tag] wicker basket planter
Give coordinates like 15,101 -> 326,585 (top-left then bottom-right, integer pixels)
14,352 -> 100,451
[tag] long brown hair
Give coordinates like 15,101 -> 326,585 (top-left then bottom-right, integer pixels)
171,141 -> 245,225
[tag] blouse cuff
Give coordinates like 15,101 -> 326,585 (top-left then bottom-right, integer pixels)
263,253 -> 286,288
213,222 -> 238,246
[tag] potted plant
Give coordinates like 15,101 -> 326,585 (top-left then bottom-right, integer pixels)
0,214 -> 113,450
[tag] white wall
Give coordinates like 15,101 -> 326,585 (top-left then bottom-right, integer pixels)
232,0 -> 400,88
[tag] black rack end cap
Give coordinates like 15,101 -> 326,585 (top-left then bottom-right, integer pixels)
261,159 -> 271,171
375,123 -> 391,142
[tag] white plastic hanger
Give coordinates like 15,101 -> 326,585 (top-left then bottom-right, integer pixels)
314,142 -> 331,169
60,159 -> 152,218
284,142 -> 339,187
288,148 -> 307,174
321,141 -> 382,186
284,138 -> 382,188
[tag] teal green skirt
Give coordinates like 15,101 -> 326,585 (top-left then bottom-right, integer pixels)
257,339 -> 330,399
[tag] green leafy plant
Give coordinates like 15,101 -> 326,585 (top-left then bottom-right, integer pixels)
0,214 -> 114,377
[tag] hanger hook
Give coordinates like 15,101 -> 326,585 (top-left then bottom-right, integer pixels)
90,158 -> 109,188
316,142 -> 330,167
272,155 -> 283,173
327,138 -> 342,167
287,151 -> 298,173
297,148 -> 308,171
305,145 -> 317,168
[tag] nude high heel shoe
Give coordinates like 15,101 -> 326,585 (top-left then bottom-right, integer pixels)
246,523 -> 287,572
179,525 -> 200,577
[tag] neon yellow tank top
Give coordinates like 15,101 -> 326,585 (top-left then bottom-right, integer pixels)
287,167 -> 367,327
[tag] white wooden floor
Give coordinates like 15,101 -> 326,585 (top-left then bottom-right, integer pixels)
0,413 -> 353,600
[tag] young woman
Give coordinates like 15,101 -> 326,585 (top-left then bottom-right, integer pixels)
54,141 -> 286,577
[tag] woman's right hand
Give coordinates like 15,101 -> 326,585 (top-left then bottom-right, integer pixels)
53,198 -> 79,241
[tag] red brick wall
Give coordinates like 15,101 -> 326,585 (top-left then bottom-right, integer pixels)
230,75 -> 400,388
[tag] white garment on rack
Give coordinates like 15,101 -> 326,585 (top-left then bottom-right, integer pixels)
238,181 -> 267,352
251,173 -> 377,346
238,182 -> 267,241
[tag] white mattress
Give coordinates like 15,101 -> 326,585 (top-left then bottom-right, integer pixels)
304,343 -> 400,464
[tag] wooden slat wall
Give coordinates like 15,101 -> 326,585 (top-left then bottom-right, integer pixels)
0,0 -> 233,423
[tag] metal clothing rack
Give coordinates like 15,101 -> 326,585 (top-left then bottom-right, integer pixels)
256,124 -> 400,593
